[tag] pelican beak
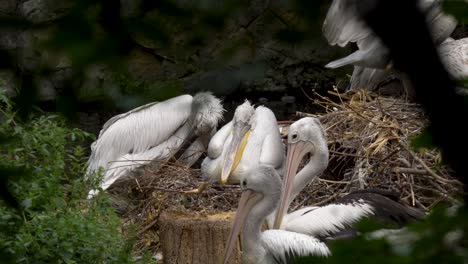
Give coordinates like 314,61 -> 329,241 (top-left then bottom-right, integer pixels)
220,123 -> 251,184
273,141 -> 313,229
223,189 -> 259,264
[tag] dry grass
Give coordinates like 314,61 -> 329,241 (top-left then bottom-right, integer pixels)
293,90 -> 462,211
110,90 -> 463,256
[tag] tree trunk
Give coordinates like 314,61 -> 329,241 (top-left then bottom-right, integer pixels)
159,211 -> 242,264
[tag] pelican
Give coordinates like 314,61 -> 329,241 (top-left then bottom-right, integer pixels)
273,117 -> 425,239
349,37 -> 468,94
439,37 -> 468,80
193,100 -> 284,193
323,0 -> 457,69
223,165 -> 330,264
86,92 -> 224,197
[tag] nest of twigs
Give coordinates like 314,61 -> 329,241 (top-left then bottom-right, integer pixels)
111,90 -> 463,256
109,161 -> 243,255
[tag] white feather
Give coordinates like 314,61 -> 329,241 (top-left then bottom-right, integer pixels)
262,230 -> 331,263
86,93 -> 224,197
201,104 -> 284,183
439,37 -> 468,80
323,0 -> 457,69
86,95 -> 193,175
282,202 -> 375,238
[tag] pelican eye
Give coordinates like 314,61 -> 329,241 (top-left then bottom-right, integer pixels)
291,133 -> 298,140
242,179 -> 247,187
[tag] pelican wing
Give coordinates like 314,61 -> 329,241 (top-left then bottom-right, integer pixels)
259,133 -> 285,170
325,34 -> 390,69
249,105 -> 284,169
283,203 -> 375,238
322,0 -> 371,47
87,120 -> 195,197
86,94 -> 194,175
206,121 -> 233,159
98,102 -> 159,138
284,190 -> 425,239
262,230 -> 330,263
440,38 -> 468,80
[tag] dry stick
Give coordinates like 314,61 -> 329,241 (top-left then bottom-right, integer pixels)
380,148 -> 401,163
413,198 -> 428,211
324,120 -> 346,133
139,216 -> 160,235
317,178 -> 350,184
327,90 -> 352,100
296,111 -> 317,118
407,173 -> 416,206
311,192 -> 342,206
134,177 -> 141,190
291,195 -> 316,212
329,150 -> 380,160
394,168 -> 429,175
398,140 -> 460,185
137,193 -> 168,235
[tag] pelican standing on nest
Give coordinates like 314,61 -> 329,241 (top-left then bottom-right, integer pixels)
273,117 -> 425,239
191,100 -> 284,193
323,0 -> 459,96
223,165 -> 330,264
86,92 -> 224,197
322,0 -> 457,69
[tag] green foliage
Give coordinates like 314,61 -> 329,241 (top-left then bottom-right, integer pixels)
442,1 -> 468,24
0,89 -> 136,263
295,206 -> 467,264
410,127 -> 435,150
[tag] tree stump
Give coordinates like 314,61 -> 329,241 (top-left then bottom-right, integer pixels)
159,211 -> 242,264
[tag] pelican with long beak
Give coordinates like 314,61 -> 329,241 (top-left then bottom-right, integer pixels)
195,100 -> 284,193
272,117 -> 425,239
223,165 -> 330,264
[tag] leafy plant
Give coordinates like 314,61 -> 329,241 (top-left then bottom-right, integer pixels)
0,88 -> 138,263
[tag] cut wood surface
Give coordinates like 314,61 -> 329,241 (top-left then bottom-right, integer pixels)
159,211 -> 241,264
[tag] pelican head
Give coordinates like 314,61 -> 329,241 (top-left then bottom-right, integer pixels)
220,100 -> 255,184
273,117 -> 329,229
191,92 -> 224,136
223,165 -> 281,264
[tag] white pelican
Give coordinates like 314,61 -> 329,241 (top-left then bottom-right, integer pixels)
223,165 -> 330,264
273,117 -> 425,239
323,0 -> 457,69
194,100 -> 284,193
348,37 -> 468,94
439,37 -> 468,80
86,92 -> 224,197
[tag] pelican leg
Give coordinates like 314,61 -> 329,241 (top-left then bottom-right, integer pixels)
183,182 -> 210,194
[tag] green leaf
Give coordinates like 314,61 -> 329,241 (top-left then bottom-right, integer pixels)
410,127 -> 435,150
442,1 -> 468,23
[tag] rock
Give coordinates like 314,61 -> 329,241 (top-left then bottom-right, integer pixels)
0,0 -> 17,18
36,76 -> 56,101
0,71 -> 18,97
20,0 -> 72,23
126,48 -> 163,81
0,31 -> 22,50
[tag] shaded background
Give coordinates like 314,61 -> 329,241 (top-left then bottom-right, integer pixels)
0,0 -> 353,134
